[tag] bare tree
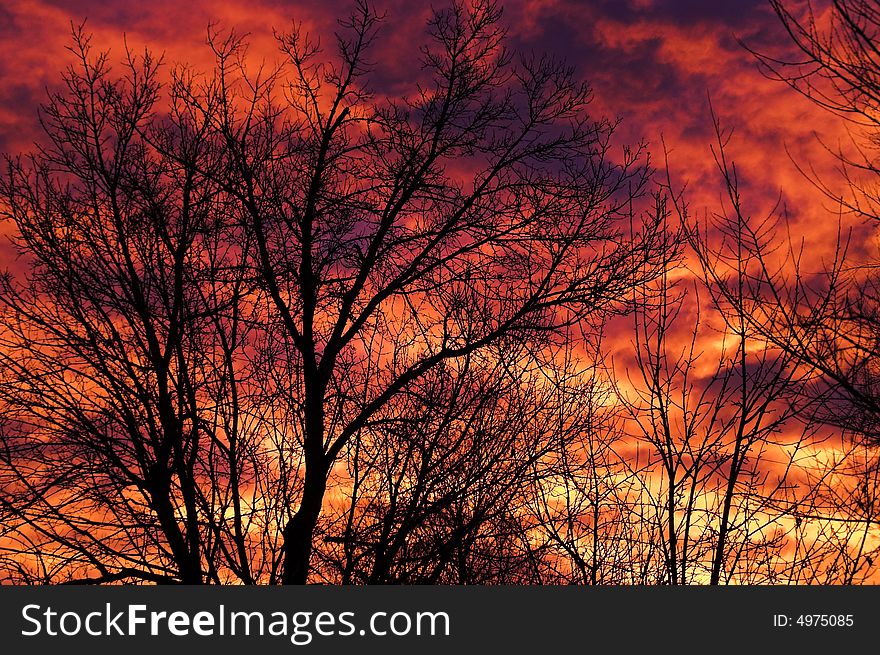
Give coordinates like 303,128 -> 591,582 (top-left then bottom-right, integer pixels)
0,30 -> 270,583
316,343 -> 557,584
737,0 -> 880,445
673,104 -> 880,584
680,124 -> 822,584
0,0 -> 671,585
182,0 -> 670,583
526,328 -> 654,585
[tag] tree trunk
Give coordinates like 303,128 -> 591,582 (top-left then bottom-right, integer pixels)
282,464 -> 329,584
282,384 -> 329,584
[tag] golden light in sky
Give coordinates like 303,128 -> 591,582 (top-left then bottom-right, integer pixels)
1,0 -> 878,586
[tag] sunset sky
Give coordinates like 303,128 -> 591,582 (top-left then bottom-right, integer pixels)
1,0 -> 859,408
0,0 -> 853,262
3,0 -> 879,587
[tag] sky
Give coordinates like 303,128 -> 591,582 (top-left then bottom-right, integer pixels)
1,0 -> 875,583
0,0 -> 855,386
0,0 -> 848,246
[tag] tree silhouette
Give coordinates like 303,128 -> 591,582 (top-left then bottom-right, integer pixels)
186,0 -> 670,583
737,0 -> 880,447
0,30 -> 269,583
0,0 -> 671,583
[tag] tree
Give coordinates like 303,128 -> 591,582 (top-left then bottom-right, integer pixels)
527,328 -> 650,585
676,124 -> 825,584
674,92 -> 880,583
0,30 -> 272,583
318,343 -> 558,584
740,0 -> 880,446
0,0 -> 672,584
186,0 -> 671,583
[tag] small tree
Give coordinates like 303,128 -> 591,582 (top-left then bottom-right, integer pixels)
0,31 -> 266,583
741,0 -> 880,445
